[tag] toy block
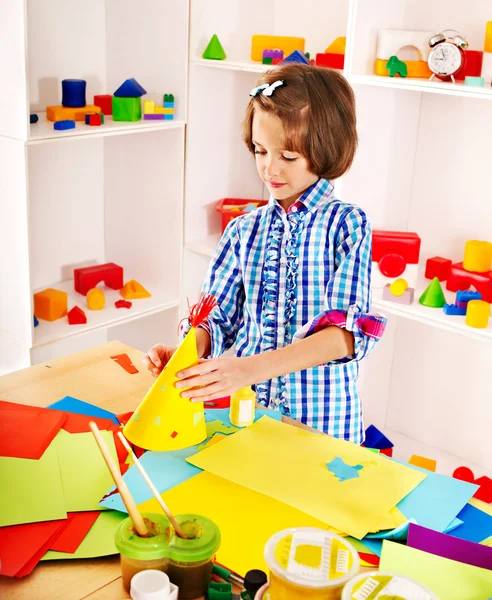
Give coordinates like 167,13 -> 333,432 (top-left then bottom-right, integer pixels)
62,79 -> 86,108
74,262 -> 124,296
88,113 -> 103,126
325,37 -> 346,55
54,120 -> 75,131
263,49 -> 284,64
386,55 -> 407,77
364,424 -> 394,450
466,299 -> 490,328
251,35 -> 305,62
154,107 -> 165,114
113,78 -> 146,98
203,34 -> 227,60
163,115 -> 173,120
455,50 -> 484,81
115,299 -> 132,309
443,303 -> 466,316
33,315 -> 39,327
30,114 -> 38,124
389,278 -> 408,297
34,288 -> 68,321
282,50 -> 310,65
316,53 -> 345,69
446,263 -> 492,302
465,76 -> 485,87
120,279 -> 151,299
379,447 -> 393,457
485,22 -> 492,53
144,114 -> 164,120
374,58 -> 431,78
373,231 -> 421,266
383,284 -> 414,305
143,100 -> 155,114
68,306 -> 87,325
409,455 -> 436,472
419,277 -> 446,308
162,108 -> 174,115
464,240 -> 492,273
456,300 -> 468,309
457,290 -> 482,303
425,256 -> 452,281
164,94 -> 175,103
453,466 -> 492,503
163,102 -> 174,109
376,29 -> 434,62
262,56 -> 273,65
87,288 -> 105,310
112,96 -> 142,122
94,94 -> 113,115
46,104 -> 100,122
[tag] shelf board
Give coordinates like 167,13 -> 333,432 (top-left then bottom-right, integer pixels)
32,281 -> 179,348
27,113 -> 185,144
185,234 -> 221,257
350,74 -> 492,100
190,57 -> 267,74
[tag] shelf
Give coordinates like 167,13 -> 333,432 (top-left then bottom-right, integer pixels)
32,281 -> 180,348
27,114 -> 185,144
185,234 -> 221,258
350,74 -> 492,100
190,58 -> 267,74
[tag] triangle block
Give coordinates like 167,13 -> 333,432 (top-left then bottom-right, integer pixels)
120,280 -> 151,299
325,36 -> 346,55
113,78 -> 147,98
68,306 -> 87,325
419,277 -> 446,308
364,424 -> 394,449
202,34 -> 227,60
282,50 -> 310,65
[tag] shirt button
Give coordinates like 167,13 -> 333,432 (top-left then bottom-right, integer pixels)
278,326 -> 285,334
279,293 -> 285,301
280,257 -> 286,265
291,206 -> 297,213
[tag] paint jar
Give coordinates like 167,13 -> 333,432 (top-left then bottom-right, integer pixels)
166,514 -> 221,599
230,386 -> 256,427
341,570 -> 438,599
264,527 -> 359,600
115,513 -> 171,593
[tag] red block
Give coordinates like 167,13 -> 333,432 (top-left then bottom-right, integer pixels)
455,50 -> 484,81
446,262 -> 492,302
74,262 -> 124,296
94,94 -> 113,115
373,231 -> 421,265
89,113 -> 102,126
68,305 -> 87,325
425,256 -> 452,281
316,52 -> 345,69
115,299 -> 132,309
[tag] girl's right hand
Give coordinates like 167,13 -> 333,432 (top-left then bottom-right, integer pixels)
141,344 -> 177,378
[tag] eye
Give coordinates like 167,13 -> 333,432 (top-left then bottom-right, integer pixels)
282,155 -> 298,162
254,149 -> 266,155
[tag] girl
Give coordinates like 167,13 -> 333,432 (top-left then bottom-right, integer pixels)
143,63 -> 386,443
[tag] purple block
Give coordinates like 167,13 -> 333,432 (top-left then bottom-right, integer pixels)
382,284 -> 415,304
144,114 -> 164,120
456,300 -> 468,309
262,49 -> 284,59
407,523 -> 492,571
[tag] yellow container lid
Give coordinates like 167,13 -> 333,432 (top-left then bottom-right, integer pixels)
341,570 -> 438,599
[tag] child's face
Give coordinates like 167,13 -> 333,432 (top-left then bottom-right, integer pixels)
252,108 -> 318,208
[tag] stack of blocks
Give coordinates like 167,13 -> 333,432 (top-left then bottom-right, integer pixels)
262,49 -> 284,65
47,79 -> 100,128
144,95 -> 175,121
316,36 -> 346,70
112,78 -> 146,122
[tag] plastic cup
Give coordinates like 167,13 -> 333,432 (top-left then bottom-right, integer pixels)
130,570 -> 178,600
341,570 -> 438,599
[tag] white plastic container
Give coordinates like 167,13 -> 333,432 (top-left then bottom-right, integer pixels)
130,570 -> 178,600
341,570 -> 438,600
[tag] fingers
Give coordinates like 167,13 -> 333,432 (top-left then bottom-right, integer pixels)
141,344 -> 165,376
187,383 -> 227,402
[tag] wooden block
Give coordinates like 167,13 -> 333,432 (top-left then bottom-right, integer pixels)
34,288 -> 68,321
251,35 -> 305,62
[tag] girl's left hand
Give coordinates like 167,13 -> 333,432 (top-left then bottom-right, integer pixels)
175,356 -> 253,402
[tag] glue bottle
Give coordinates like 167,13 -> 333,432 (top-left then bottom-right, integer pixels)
229,386 -> 256,427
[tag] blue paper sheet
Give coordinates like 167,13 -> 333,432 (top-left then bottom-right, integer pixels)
47,396 -> 119,425
204,407 -> 283,427
450,504 -> 492,544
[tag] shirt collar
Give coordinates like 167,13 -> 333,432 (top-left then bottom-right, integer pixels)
267,178 -> 334,215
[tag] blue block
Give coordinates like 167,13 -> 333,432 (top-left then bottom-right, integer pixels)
443,303 -> 466,316
456,290 -> 482,303
282,50 -> 310,65
30,113 -> 39,124
54,120 -> 75,130
163,114 -> 174,120
85,114 -> 91,125
163,102 -> 174,108
62,79 -> 86,108
114,78 -> 147,98
364,424 -> 394,449
33,315 -> 39,327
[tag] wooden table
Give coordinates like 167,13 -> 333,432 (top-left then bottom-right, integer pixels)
0,340 -> 312,600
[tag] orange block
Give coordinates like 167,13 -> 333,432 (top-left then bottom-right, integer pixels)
409,454 -> 436,472
34,288 -> 68,321
46,105 -> 100,122
325,37 -> 346,55
120,280 -> 151,299
374,58 -> 431,78
87,288 -> 106,310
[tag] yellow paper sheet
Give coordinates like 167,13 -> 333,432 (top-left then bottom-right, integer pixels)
187,417 -> 425,539
139,471 -> 341,577
123,328 -> 206,451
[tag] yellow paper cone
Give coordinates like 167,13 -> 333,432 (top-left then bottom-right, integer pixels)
123,328 -> 207,451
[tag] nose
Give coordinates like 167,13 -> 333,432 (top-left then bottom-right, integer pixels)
264,155 -> 281,180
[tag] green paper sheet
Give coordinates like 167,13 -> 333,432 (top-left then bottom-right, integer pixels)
41,510 -> 126,560
380,540 -> 492,599
0,442 -> 67,527
55,430 -> 118,512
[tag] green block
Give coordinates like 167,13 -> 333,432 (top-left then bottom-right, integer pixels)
419,277 -> 446,308
100,113 -> 105,124
386,55 -> 407,78
465,76 -> 485,87
112,96 -> 141,122
164,93 -> 174,102
203,34 -> 227,60
262,57 -> 273,65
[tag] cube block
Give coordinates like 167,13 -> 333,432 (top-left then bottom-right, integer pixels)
34,288 -> 68,321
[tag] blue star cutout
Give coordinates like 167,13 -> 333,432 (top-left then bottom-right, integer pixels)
326,457 -> 363,482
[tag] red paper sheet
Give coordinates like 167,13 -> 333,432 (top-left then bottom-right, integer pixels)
359,551 -> 380,566
61,412 -> 114,434
110,353 -> 139,374
48,511 -> 100,553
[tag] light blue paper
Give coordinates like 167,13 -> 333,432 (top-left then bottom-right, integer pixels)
47,396 -> 119,425
204,407 -> 283,427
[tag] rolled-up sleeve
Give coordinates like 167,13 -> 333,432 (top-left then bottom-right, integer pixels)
293,207 -> 386,362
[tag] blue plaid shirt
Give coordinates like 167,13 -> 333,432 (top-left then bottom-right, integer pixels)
197,179 -> 386,443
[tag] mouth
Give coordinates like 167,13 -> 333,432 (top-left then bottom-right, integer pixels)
268,181 -> 287,189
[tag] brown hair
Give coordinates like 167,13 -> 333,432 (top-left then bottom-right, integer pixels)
242,63 -> 357,180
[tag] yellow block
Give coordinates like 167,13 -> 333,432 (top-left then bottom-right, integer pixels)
466,299 -> 490,329
34,288 -> 68,321
325,36 -> 346,55
251,35 -> 305,62
46,105 -> 100,122
390,278 -> 408,297
154,107 -> 174,115
409,454 -> 436,472
120,280 -> 151,299
463,240 -> 492,273
87,288 -> 105,310
374,58 -> 431,78
485,22 -> 492,53
143,100 -> 155,114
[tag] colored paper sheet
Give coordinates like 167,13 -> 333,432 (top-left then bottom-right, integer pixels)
139,471 -> 343,577
99,448 -> 201,512
408,523 -> 492,571
380,540 -> 492,600
0,519 -> 67,577
47,396 -> 119,425
55,430 -> 118,512
204,407 -> 283,427
0,442 -> 67,527
450,503 -> 492,543
49,511 -> 101,553
187,417 -> 425,539
470,497 -> 492,516
394,459 -> 478,532
110,353 -> 139,374
206,420 -> 238,436
61,412 -> 115,434
359,552 -> 380,567
41,510 -> 126,560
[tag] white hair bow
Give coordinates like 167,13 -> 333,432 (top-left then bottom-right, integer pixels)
249,80 -> 285,97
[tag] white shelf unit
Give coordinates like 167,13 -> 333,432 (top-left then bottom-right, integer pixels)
0,0 -> 189,374
184,0 -> 492,475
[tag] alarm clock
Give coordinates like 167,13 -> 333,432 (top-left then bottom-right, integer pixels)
428,29 -> 468,82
